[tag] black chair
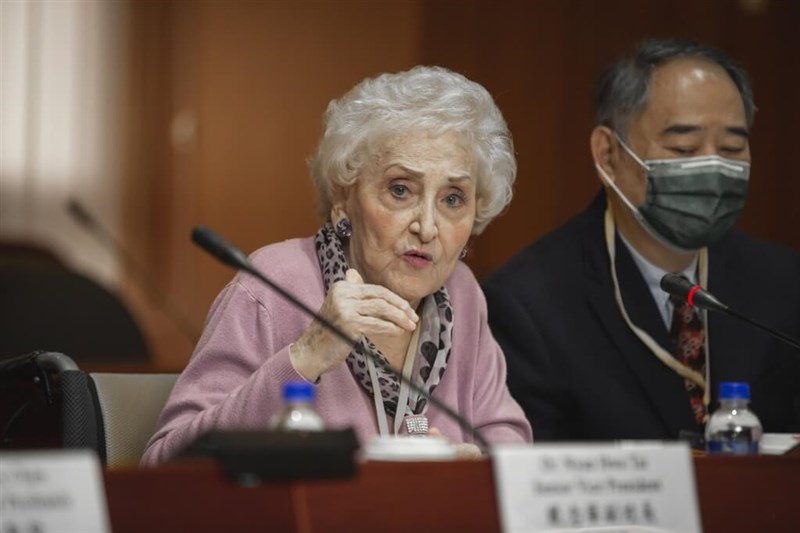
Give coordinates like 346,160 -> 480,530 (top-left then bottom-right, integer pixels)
0,351 -> 97,451
0,351 -> 177,467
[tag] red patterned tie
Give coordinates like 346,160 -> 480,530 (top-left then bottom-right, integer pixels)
670,301 -> 706,425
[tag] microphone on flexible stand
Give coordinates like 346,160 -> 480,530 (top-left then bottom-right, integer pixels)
660,273 -> 800,351
67,199 -> 201,344
190,225 -> 491,451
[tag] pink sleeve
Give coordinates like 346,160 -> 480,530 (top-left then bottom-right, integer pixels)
140,280 -> 308,467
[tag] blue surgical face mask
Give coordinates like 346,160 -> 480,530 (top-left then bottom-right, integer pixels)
596,133 -> 751,251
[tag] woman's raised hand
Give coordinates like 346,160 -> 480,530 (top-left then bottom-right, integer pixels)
290,268 -> 418,382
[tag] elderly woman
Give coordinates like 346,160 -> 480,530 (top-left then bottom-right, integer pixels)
141,66 -> 532,466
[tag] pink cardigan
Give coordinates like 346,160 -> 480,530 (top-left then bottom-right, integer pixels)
141,237 -> 532,466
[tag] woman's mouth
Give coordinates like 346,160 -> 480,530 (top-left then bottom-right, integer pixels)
402,250 -> 432,268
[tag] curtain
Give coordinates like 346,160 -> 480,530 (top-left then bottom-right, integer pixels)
0,0 -> 128,287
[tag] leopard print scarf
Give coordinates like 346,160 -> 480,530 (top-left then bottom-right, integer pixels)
314,222 -> 453,417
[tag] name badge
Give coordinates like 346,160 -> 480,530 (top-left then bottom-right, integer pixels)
0,450 -> 111,533
492,442 -> 701,532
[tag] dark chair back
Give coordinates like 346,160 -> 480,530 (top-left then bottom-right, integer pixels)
0,267 -> 150,362
0,351 -> 100,451
0,352 -> 177,467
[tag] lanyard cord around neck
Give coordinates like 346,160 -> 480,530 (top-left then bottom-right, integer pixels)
367,323 -> 421,436
604,205 -> 712,413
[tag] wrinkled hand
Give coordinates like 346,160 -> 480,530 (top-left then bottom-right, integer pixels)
290,268 -> 418,382
429,427 -> 483,460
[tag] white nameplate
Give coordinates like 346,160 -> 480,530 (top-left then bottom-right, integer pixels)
492,442 -> 701,533
0,450 -> 111,533
760,433 -> 800,455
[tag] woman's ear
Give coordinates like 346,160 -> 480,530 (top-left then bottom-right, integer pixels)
330,201 -> 348,225
329,186 -> 350,224
590,125 -> 617,183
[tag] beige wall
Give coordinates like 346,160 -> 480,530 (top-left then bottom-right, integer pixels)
119,0 -> 800,370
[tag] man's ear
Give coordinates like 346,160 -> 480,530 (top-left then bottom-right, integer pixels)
590,125 -> 618,183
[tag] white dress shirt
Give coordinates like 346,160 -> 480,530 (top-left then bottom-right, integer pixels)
617,232 -> 699,330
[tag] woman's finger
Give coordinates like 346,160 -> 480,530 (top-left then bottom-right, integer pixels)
352,298 -> 417,331
338,270 -> 418,323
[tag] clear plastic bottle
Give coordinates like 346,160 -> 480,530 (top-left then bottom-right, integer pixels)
705,382 -> 762,454
270,381 -> 324,431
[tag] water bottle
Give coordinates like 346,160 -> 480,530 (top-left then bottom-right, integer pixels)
270,381 -> 324,431
705,382 -> 762,454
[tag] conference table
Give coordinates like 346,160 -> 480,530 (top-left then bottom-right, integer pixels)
104,454 -> 799,532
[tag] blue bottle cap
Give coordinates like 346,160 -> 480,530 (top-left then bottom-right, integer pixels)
719,382 -> 750,400
283,381 -> 315,402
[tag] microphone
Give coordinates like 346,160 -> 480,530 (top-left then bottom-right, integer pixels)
190,225 -> 491,450
659,273 -> 728,313
67,198 -> 201,344
660,273 -> 800,351
191,226 -> 250,270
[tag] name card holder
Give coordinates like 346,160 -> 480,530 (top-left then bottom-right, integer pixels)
492,442 -> 702,533
0,450 -> 110,533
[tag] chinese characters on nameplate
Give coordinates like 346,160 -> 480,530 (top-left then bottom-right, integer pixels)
492,443 -> 702,533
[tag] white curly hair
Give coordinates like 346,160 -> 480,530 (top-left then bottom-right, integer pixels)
309,65 -> 516,235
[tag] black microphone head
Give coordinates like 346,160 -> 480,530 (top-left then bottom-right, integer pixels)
191,226 -> 250,270
660,273 -> 728,312
191,225 -> 216,249
660,273 -> 694,300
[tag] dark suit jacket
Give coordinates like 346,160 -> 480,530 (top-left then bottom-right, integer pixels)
483,191 -> 800,441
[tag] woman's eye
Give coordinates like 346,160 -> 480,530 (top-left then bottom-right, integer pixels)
390,184 -> 409,198
444,193 -> 465,207
670,147 -> 695,156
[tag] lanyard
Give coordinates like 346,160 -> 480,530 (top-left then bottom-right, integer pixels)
604,205 -> 712,416
367,323 -> 421,436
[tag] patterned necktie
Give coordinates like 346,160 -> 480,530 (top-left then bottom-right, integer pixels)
670,301 -> 706,425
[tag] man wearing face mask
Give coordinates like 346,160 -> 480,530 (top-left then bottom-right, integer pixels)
483,39 -> 800,441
